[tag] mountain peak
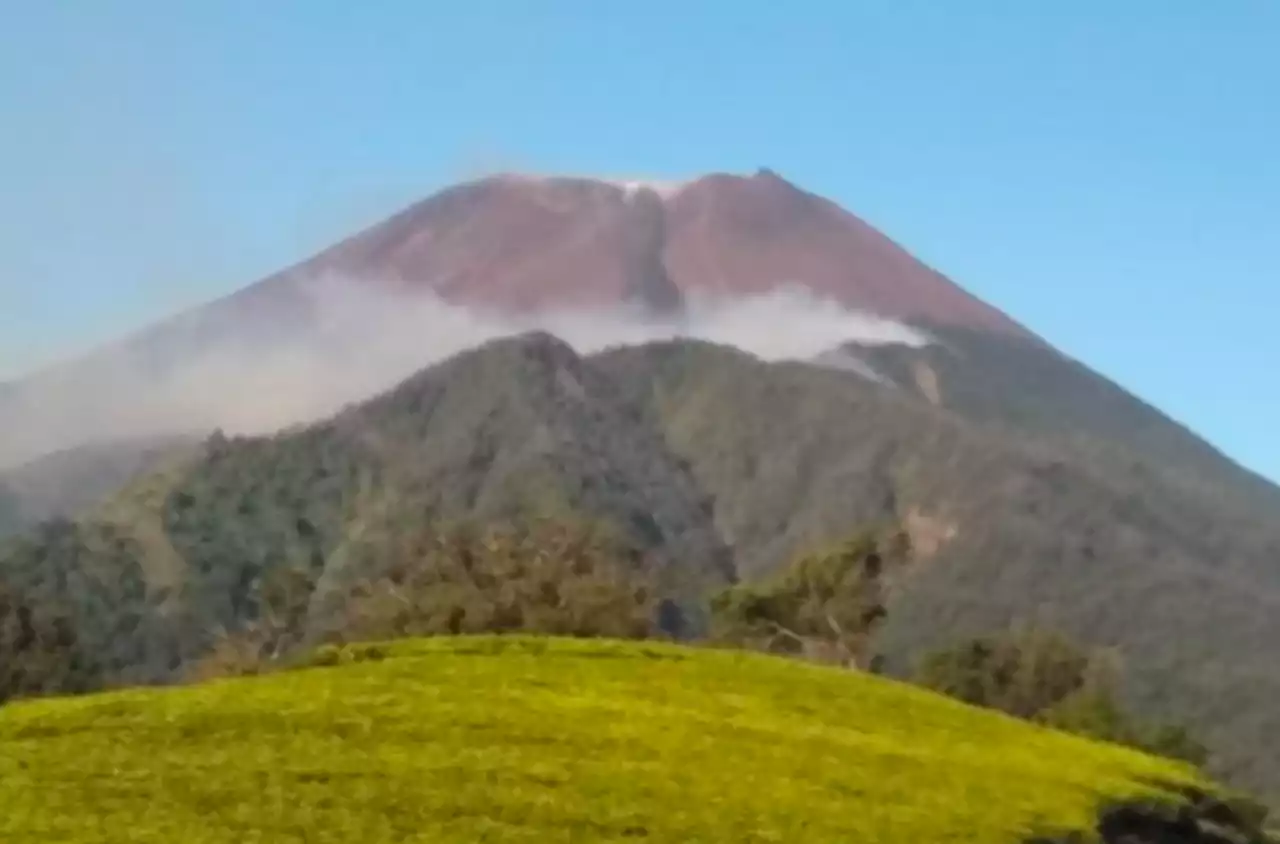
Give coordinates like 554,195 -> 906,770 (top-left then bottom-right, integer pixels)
238,168 -> 1032,338
475,166 -> 800,198
0,167 -> 1038,467
484,172 -> 695,200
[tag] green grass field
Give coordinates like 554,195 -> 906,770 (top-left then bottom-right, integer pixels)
0,636 -> 1200,842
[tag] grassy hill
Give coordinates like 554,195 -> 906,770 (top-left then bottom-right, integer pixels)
0,636 -> 1207,843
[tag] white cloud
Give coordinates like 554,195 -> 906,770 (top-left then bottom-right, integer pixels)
0,277 -> 930,467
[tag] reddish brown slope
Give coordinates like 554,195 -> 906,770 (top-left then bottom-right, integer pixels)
228,168 -> 1032,337
662,169 -> 1028,336
230,174 -> 682,317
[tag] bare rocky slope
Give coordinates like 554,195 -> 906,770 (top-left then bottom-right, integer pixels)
213,168 -> 1033,333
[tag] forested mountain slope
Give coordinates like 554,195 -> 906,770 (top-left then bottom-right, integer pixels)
0,436 -> 194,538
596,340 -> 1280,793
3,333 -> 1280,796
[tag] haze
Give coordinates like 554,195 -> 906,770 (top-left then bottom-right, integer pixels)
0,281 -> 929,469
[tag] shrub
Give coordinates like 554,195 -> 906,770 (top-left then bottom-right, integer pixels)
327,517 -> 660,644
0,579 -> 88,703
915,626 -> 1210,767
710,528 -> 909,669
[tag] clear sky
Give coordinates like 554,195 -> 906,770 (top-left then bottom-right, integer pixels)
1,2 -> 1277,481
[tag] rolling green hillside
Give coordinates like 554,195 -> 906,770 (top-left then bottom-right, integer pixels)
0,636 -> 1207,843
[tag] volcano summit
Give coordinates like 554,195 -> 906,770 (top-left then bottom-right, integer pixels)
222,167 -> 1031,334
0,168 -> 1033,466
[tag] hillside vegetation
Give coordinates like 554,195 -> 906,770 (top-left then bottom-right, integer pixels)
0,484 -> 20,536
0,636 -> 1209,843
3,333 -> 1280,798
0,435 -> 194,538
596,339 -> 1280,796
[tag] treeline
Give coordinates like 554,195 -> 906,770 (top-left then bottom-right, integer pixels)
706,528 -> 1213,770
0,514 -> 1216,779
0,577 -> 81,700
708,529 -> 907,671
914,627 -> 1208,767
190,518 -> 666,681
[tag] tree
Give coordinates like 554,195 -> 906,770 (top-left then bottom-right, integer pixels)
914,626 -> 1209,767
184,565 -> 320,682
0,578 -> 86,703
329,517 -> 660,644
914,626 -> 1113,720
187,516 -> 663,681
1138,723 -> 1209,770
710,528 -> 909,669
256,564 -> 318,655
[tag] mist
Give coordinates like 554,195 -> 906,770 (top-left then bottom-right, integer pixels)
0,278 -> 931,469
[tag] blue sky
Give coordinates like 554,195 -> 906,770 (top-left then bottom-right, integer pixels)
1,2 -> 1277,481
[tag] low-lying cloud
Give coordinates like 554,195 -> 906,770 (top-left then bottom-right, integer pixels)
0,278 -> 931,469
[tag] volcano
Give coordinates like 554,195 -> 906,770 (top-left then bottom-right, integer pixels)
7,167 -> 1280,801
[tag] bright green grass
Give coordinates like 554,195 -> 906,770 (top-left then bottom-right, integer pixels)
0,636 -> 1200,843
